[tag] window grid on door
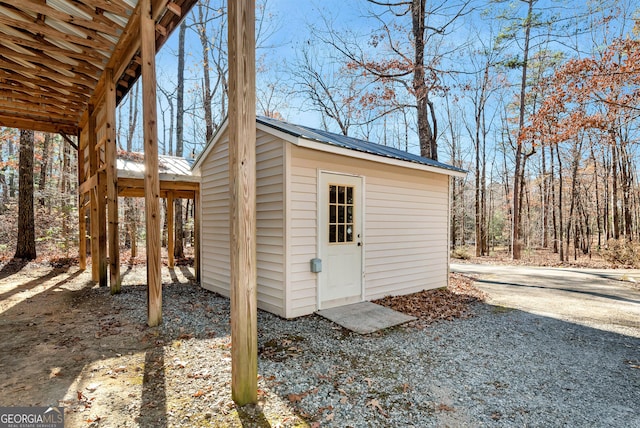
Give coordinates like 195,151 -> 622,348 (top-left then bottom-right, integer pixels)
329,184 -> 354,244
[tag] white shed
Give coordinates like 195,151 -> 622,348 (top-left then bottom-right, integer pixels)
192,116 -> 466,318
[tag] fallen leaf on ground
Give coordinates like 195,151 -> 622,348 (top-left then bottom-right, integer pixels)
366,398 -> 388,417
436,403 -> 455,412
287,393 -> 303,403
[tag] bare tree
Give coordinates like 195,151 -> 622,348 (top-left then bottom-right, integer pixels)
291,46 -> 359,135
316,0 -> 473,160
174,19 -> 187,260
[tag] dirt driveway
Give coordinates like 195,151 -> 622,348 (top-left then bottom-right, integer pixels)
451,263 -> 640,338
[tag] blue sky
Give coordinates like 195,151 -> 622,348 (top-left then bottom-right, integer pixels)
136,0 -> 638,163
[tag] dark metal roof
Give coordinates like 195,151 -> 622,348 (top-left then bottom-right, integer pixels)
256,116 -> 466,174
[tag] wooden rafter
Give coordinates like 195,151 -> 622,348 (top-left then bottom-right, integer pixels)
0,0 -> 198,135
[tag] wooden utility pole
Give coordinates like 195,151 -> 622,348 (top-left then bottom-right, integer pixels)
141,0 -> 162,327
228,0 -> 257,406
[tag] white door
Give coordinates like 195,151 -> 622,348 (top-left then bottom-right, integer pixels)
319,172 -> 363,309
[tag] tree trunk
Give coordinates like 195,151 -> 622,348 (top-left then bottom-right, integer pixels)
15,129 -> 36,260
541,145 -> 548,248
38,133 -> 51,206
198,3 -> 214,142
590,144 -> 602,249
611,142 -> 620,240
8,139 -> 15,198
620,143 -> 633,240
174,19 -> 187,259
411,0 -> 437,160
550,145 -> 558,253
512,0 -> 534,260
555,144 -> 564,262
125,81 -> 139,258
566,137 -> 582,261
61,138 -> 71,255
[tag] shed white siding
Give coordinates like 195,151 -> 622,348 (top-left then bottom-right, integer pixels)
199,128 -> 286,317
288,145 -> 449,315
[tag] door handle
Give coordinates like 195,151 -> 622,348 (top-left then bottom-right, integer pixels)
357,242 -> 362,246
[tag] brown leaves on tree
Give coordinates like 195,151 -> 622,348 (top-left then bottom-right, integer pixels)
522,38 -> 640,147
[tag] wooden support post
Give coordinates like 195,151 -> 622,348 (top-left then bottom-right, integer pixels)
78,131 -> 87,271
194,190 -> 200,282
88,105 -> 100,282
78,202 -> 87,271
97,177 -> 107,287
228,0 -> 257,406
141,0 -> 162,327
105,68 -> 121,293
167,191 -> 174,268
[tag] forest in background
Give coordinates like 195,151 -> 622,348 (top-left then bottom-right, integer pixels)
1,0 -> 639,266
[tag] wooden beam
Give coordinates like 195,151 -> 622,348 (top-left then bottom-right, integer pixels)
167,2 -> 182,16
87,102 -> 107,288
88,105 -> 99,282
97,169 -> 108,288
105,68 -> 121,294
0,114 -> 77,135
15,0 -> 123,37
116,177 -> 199,191
141,0 -> 162,327
118,188 -> 195,199
59,132 -> 78,151
228,0 -> 257,406
0,16 -> 114,51
167,191 -> 174,268
78,127 -> 87,271
78,204 -> 87,271
78,173 -> 97,196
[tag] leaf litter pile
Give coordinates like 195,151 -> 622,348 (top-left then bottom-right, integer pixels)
374,273 -> 486,326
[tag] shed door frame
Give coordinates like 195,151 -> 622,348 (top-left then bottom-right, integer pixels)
317,170 -> 365,310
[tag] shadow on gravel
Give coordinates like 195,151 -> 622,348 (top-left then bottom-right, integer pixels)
236,404 -> 273,427
475,278 -> 640,304
138,346 -> 167,427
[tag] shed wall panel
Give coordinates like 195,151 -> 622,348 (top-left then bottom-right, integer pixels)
199,129 -> 286,316
288,145 -> 450,315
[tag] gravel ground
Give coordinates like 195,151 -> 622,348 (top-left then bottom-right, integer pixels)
2,264 -> 639,427
82,277 -> 640,426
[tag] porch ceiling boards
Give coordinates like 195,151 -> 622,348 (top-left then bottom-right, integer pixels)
0,0 -> 197,135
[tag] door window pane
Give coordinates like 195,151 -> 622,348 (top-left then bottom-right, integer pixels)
328,184 -> 355,244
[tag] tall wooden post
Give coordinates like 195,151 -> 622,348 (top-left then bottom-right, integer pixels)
105,68 -> 121,293
228,0 -> 257,406
78,203 -> 87,270
141,0 -> 162,327
97,171 -> 107,287
88,105 -> 100,282
167,192 -> 175,268
78,131 -> 87,271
